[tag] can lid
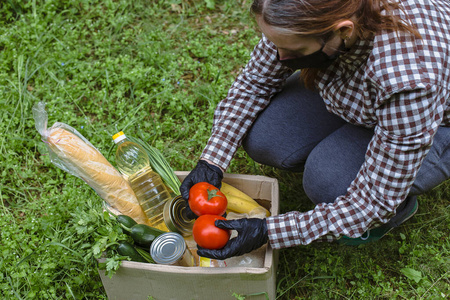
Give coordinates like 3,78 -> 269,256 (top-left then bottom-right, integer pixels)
112,131 -> 126,144
150,232 -> 186,265
163,196 -> 194,236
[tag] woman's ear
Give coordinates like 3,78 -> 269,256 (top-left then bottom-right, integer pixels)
333,20 -> 355,40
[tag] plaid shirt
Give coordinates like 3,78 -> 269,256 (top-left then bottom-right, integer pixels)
201,0 -> 450,248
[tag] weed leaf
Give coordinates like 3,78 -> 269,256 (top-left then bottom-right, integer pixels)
400,268 -> 423,283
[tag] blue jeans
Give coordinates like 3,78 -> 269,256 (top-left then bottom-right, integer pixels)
242,73 -> 450,223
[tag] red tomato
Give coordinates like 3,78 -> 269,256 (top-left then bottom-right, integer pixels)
188,182 -> 227,216
192,215 -> 230,250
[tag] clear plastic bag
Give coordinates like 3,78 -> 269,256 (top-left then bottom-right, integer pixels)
32,102 -> 149,225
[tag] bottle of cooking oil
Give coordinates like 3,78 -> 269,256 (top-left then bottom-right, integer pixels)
112,131 -> 171,232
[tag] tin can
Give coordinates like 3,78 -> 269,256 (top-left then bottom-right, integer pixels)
163,195 -> 195,236
150,232 -> 196,267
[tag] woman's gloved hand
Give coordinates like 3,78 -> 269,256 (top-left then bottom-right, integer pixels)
179,160 -> 224,219
197,218 -> 268,260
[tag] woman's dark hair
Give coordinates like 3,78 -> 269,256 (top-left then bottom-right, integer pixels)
251,0 -> 420,87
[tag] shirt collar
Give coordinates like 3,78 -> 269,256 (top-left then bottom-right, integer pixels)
339,38 -> 374,69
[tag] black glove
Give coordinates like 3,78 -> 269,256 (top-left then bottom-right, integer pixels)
197,218 -> 268,260
179,160 -> 223,219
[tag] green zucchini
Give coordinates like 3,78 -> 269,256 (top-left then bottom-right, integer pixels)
117,241 -> 147,263
116,215 -> 137,231
130,224 -> 165,248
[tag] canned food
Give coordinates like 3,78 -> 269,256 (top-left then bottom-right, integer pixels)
163,195 -> 195,236
150,232 -> 196,267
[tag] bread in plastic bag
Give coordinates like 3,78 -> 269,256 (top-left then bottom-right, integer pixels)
32,102 -> 151,226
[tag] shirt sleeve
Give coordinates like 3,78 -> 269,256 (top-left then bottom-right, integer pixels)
267,85 -> 448,249
201,35 -> 293,170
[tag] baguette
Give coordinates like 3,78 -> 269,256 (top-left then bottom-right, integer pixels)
47,127 -> 150,225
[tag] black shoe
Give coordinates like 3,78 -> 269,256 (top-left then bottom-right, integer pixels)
338,196 -> 418,246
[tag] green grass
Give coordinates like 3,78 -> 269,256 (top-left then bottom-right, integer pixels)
1,0 -> 449,299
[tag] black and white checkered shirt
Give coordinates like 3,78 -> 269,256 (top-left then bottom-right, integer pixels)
201,0 -> 450,248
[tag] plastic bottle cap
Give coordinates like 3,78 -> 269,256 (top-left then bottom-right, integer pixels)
112,131 -> 127,144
